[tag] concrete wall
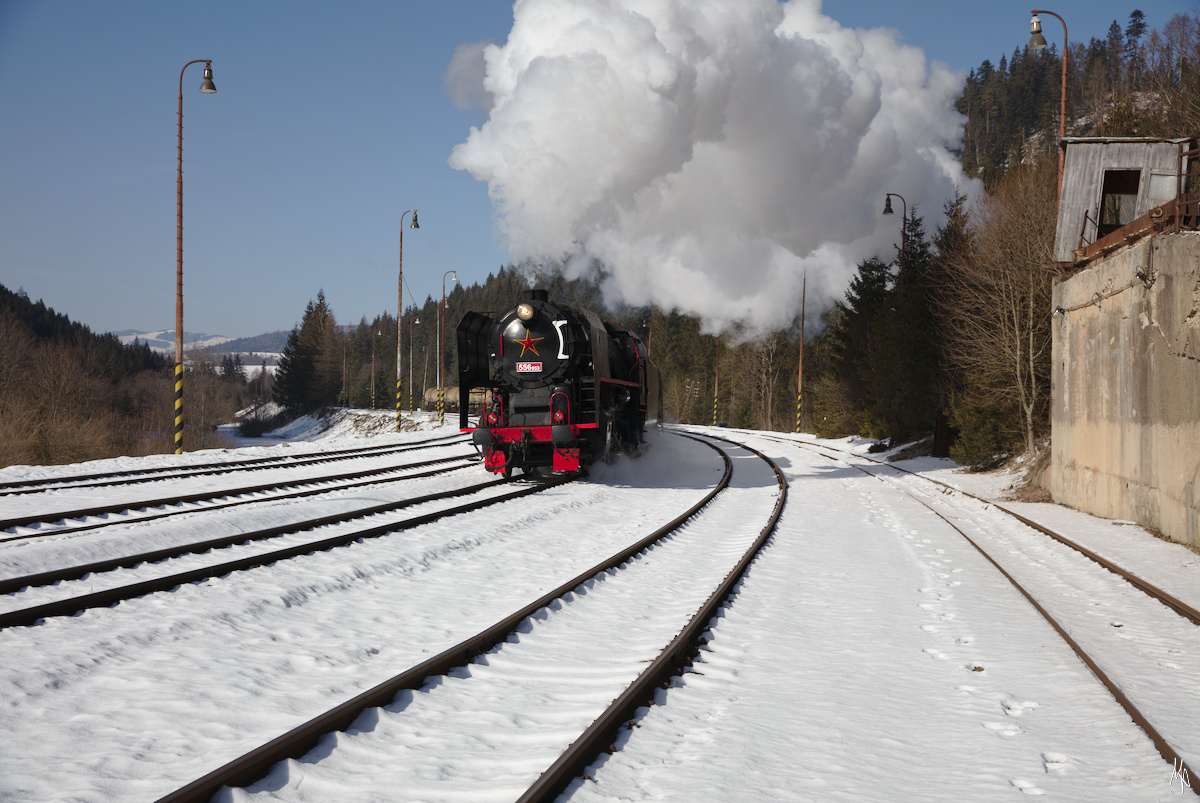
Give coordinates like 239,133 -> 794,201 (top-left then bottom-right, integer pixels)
1050,232 -> 1200,546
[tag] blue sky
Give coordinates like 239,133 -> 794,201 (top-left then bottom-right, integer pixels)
0,0 -> 1191,338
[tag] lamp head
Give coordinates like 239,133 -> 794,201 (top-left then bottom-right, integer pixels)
1029,14 -> 1048,49
199,63 -> 217,93
882,196 -> 894,215
450,271 -> 457,282
411,211 -> 419,229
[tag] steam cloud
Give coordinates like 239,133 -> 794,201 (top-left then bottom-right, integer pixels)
448,0 -> 974,333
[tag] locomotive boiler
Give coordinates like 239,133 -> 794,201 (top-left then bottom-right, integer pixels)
456,289 -> 661,476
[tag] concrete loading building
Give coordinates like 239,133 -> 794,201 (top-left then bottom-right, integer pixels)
1049,136 -> 1200,546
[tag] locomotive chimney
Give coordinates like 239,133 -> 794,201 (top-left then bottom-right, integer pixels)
523,288 -> 550,303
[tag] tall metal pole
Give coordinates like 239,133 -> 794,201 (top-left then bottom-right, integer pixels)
396,210 -> 418,431
371,332 -> 377,410
176,59 -> 216,455
712,338 -> 720,427
408,316 -> 419,412
797,271 -> 806,434
439,270 -> 457,425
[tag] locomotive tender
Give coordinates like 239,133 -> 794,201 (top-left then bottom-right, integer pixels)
457,289 -> 661,476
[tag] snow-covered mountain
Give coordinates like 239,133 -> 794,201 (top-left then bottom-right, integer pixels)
113,329 -> 235,354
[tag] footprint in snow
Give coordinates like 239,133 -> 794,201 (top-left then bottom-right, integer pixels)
1002,699 -> 1039,717
984,721 -> 1023,737
1042,753 -> 1069,774
1010,779 -> 1044,795
923,648 -> 948,661
920,625 -> 938,633
955,636 -> 974,645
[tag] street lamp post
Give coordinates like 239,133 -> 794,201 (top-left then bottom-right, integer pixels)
409,316 -> 420,412
175,59 -> 217,454
882,192 -> 908,281
439,270 -> 457,425
396,209 -> 418,431
371,330 -> 380,410
1029,10 -> 1068,201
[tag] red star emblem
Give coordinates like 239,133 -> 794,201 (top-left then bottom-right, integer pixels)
515,329 -> 544,358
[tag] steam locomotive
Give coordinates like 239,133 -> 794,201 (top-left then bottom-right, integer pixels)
456,289 -> 661,475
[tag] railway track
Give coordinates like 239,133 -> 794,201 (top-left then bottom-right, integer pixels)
747,431 -> 1200,793
0,474 -> 572,629
149,432 -> 786,802
0,440 -> 475,534
0,452 -> 478,543
0,433 -> 468,495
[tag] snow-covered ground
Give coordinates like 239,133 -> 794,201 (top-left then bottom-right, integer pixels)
2,411 -> 1198,801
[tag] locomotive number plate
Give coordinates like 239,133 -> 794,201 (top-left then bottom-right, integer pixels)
516,362 -> 542,373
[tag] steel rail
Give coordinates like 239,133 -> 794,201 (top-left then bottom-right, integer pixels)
0,476 -> 573,630
0,433 -> 468,495
0,470 -> 502,595
0,455 -> 477,546
788,437 -> 1200,628
153,432 -> 735,803
0,448 -> 477,533
517,432 -> 788,802
783,437 -> 1200,794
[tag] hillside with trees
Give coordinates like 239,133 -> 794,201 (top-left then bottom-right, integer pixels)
0,284 -> 253,466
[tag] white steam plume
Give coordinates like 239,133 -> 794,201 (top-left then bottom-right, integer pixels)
448,0 -> 976,333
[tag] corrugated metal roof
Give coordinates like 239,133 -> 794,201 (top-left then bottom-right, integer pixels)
1060,136 -> 1193,145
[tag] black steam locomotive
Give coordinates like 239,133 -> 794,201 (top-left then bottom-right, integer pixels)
456,289 -> 661,475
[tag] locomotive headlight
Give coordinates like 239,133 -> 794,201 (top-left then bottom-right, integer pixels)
516,302 -> 535,321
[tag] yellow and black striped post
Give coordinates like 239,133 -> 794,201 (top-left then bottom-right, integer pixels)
437,387 -> 445,425
395,377 -> 403,432
174,361 -> 184,454
797,271 -> 806,434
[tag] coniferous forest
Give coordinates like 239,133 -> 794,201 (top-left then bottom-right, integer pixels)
7,9 -> 1198,469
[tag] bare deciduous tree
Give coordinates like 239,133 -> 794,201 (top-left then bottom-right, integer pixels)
939,159 -> 1057,454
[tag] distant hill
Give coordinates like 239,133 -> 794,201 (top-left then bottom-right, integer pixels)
114,329 -> 233,353
115,329 -> 288,355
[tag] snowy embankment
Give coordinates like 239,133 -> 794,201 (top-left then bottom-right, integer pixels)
1,411 -> 1198,801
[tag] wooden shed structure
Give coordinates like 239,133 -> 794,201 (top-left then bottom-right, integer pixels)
1053,136 -> 1198,266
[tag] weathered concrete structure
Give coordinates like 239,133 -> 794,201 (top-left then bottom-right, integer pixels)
1048,133 -> 1200,548
1050,233 -> 1200,545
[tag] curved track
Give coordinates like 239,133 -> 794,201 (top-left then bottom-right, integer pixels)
153,432 -> 787,802
759,432 -> 1200,792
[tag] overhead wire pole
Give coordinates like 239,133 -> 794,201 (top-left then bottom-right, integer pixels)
712,337 -> 720,427
396,210 -> 418,432
175,59 -> 217,455
403,277 -> 422,412
797,271 -> 806,434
